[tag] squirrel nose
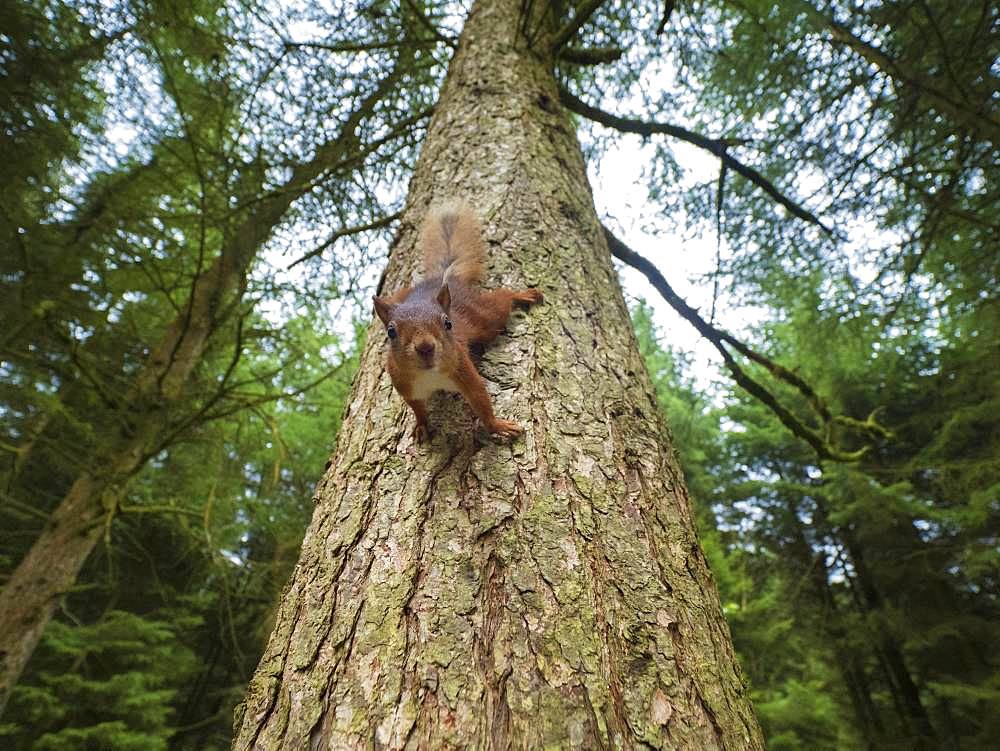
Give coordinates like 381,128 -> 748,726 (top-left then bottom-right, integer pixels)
415,341 -> 435,358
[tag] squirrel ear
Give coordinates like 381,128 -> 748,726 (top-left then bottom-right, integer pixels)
436,283 -> 451,313
372,296 -> 393,325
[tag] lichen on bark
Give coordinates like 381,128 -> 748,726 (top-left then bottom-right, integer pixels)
232,1 -> 762,748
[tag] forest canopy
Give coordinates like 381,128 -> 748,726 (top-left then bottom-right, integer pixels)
1,0 -> 997,748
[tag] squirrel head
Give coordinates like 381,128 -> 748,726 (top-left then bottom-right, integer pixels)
373,284 -> 453,370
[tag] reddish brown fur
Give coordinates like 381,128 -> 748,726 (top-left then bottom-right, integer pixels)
420,201 -> 485,283
373,205 -> 543,442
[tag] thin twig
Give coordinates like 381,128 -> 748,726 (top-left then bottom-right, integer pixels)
287,210 -> 403,269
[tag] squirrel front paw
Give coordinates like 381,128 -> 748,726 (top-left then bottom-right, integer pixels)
514,288 -> 544,305
413,423 -> 431,443
488,419 -> 524,439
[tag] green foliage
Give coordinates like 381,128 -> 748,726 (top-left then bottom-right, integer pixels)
699,282 -> 998,748
1,612 -> 195,750
1,2 -> 373,740
755,678 -> 844,751
1,312 -> 359,746
603,5 -> 999,743
633,303 -> 856,748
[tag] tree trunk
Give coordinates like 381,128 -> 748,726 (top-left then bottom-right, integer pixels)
813,497 -> 938,746
785,500 -> 884,746
842,532 -> 938,747
232,2 -> 762,748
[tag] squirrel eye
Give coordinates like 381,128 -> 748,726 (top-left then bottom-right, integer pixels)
443,316 -> 452,330
386,324 -> 398,340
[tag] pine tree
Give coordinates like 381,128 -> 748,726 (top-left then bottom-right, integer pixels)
232,1 -> 761,747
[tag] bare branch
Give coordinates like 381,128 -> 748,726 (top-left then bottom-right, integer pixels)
287,210 -> 403,269
558,45 -> 623,65
655,0 -> 677,36
560,87 -> 835,236
282,38 -> 436,54
550,0 -> 607,54
603,224 -> 889,461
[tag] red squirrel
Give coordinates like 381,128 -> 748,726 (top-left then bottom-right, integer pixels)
373,203 -> 543,442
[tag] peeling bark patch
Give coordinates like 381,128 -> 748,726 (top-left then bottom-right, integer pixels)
651,688 -> 674,726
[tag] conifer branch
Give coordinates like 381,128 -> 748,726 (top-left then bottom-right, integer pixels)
118,504 -> 202,517
558,45 -> 623,65
550,0 -> 607,53
602,224 -> 888,461
789,0 -> 1000,145
401,0 -> 456,47
560,87 -> 834,236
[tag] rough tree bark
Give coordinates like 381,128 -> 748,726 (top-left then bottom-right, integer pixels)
232,1 -> 762,749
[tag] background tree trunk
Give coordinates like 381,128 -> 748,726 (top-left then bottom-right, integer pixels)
0,244 -> 248,716
0,108 -> 380,715
233,1 -> 762,748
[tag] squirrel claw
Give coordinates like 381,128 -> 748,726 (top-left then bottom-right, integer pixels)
413,424 -> 430,443
489,419 -> 524,440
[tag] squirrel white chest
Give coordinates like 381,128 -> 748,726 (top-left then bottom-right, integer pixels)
410,368 -> 459,401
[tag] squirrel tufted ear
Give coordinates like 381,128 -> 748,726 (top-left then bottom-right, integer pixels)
372,295 -> 393,325
436,283 -> 451,313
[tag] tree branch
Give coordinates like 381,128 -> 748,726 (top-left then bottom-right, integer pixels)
550,0 -> 607,54
282,39 -> 437,55
655,0 -> 677,36
286,210 -> 403,269
402,0 -> 456,47
118,504 -> 202,517
558,45 -> 623,65
603,224 -> 889,461
560,87 -> 834,236
789,0 -> 1000,145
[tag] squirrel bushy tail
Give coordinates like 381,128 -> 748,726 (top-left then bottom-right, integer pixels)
420,201 -> 485,285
